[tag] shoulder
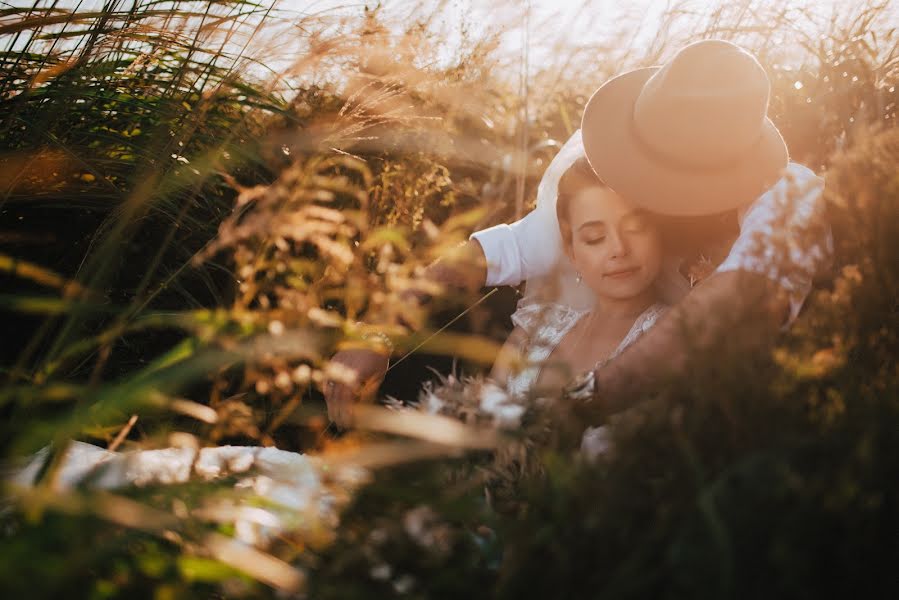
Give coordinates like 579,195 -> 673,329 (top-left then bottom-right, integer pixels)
641,303 -> 669,329
717,163 -> 832,325
630,302 -> 669,338
742,162 -> 825,228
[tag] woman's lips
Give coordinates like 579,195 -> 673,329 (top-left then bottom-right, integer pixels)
603,266 -> 640,279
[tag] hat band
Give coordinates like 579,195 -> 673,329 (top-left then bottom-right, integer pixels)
630,110 -> 766,172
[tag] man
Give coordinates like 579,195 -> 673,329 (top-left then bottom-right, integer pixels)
325,40 -> 830,426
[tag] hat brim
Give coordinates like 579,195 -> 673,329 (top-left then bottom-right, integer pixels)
581,67 -> 788,216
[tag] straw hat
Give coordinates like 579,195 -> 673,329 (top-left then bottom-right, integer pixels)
581,40 -> 788,216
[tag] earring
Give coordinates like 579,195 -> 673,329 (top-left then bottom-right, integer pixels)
576,272 -> 582,284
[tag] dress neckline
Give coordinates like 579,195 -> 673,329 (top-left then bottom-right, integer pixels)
506,301 -> 666,398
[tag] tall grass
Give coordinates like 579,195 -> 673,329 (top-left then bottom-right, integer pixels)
0,0 -> 897,597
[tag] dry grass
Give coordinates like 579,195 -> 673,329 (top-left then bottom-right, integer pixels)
0,1 -> 896,598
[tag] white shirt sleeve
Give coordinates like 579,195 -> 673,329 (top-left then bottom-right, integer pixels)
470,223 -> 522,287
470,205 -> 563,287
470,130 -> 584,288
715,162 -> 832,325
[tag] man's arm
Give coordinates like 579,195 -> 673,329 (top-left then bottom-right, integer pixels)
578,163 -> 830,422
324,129 -> 582,425
580,270 -> 788,420
324,238 -> 488,426
419,238 -> 489,295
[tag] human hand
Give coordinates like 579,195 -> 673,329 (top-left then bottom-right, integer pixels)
421,238 -> 488,294
324,347 -> 389,428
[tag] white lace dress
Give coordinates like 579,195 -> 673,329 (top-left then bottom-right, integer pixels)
503,300 -> 668,457
505,301 -> 667,397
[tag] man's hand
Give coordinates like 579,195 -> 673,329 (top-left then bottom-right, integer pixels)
423,238 -> 489,295
322,239 -> 489,427
324,347 -> 389,428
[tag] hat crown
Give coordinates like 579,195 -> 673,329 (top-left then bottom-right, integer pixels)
633,40 -> 771,168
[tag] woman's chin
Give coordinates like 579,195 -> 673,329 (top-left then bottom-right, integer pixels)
589,279 -> 656,301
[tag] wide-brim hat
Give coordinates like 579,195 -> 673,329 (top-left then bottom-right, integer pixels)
581,40 -> 788,216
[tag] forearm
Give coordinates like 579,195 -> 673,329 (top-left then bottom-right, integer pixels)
589,270 -> 788,417
327,239 -> 489,425
421,238 -> 488,295
393,238 -> 487,335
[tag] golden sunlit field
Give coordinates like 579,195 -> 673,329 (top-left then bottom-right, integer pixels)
0,1 -> 897,598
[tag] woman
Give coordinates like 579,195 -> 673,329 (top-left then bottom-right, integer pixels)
491,156 -> 687,401
468,155 -> 702,457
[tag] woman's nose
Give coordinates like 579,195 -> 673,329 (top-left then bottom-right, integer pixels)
609,231 -> 630,257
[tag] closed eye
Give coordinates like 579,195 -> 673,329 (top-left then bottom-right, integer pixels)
578,222 -> 606,244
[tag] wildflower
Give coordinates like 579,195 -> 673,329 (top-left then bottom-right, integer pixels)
580,425 -> 614,461
478,381 -> 525,429
421,390 -> 444,414
292,364 -> 312,385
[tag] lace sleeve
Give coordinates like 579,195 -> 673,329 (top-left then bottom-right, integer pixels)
505,300 -> 588,398
510,299 -> 586,340
509,301 -> 548,336
563,302 -> 668,402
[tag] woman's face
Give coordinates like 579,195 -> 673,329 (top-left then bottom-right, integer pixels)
564,186 -> 663,301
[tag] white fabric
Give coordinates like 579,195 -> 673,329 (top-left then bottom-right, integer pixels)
499,300 -> 667,460
505,301 -> 588,397
472,130 -> 595,309
715,162 -> 830,324
471,129 -> 831,323
10,442 -> 368,548
504,300 -> 667,398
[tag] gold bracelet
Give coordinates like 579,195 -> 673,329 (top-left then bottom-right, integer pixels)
359,330 -> 394,354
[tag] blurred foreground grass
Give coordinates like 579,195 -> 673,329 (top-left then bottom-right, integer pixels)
0,1 -> 897,598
